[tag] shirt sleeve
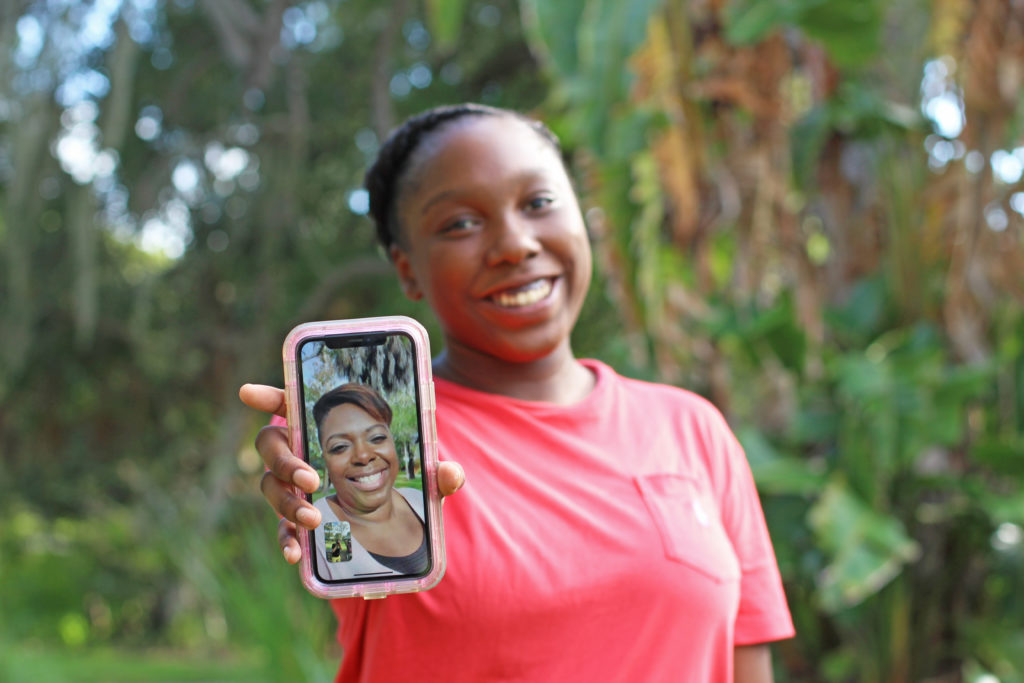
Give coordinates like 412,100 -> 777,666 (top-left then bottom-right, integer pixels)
703,406 -> 795,645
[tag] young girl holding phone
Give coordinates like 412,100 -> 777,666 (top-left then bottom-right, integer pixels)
240,103 -> 794,682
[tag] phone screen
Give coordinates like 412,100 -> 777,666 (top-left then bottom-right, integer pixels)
295,331 -> 433,584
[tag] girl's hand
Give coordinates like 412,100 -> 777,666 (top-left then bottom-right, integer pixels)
238,383 -> 466,564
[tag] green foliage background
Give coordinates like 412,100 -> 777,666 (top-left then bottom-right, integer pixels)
1,0 -> 1022,680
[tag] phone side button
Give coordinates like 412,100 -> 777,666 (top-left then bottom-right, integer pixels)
363,592 -> 389,600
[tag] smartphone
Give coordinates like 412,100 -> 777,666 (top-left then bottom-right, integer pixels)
282,316 -> 444,599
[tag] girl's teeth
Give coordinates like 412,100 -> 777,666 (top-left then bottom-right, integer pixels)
493,279 -> 551,307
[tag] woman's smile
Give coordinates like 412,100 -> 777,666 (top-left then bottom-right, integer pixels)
348,467 -> 390,491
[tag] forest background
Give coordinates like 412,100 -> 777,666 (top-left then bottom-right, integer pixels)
1,0 -> 1022,681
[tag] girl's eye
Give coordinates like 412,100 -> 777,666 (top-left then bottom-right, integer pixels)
524,195 -> 555,212
329,443 -> 349,455
440,216 -> 479,234
370,434 -> 388,444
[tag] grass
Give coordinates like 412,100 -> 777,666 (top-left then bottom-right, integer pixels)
0,644 -> 266,682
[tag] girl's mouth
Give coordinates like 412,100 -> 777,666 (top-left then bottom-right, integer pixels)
489,278 -> 553,308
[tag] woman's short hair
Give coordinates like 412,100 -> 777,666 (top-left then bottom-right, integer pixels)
364,103 -> 563,252
313,383 -> 393,445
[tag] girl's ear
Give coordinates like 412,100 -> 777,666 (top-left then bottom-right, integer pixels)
389,244 -> 422,301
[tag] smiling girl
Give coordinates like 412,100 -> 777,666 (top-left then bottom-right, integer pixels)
240,103 -> 794,682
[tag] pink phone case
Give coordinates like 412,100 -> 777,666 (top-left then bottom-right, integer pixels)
282,316 -> 445,599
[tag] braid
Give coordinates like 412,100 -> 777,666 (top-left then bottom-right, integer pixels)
364,103 -> 562,252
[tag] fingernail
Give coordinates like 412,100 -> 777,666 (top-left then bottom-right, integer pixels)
296,507 -> 319,528
294,468 -> 319,491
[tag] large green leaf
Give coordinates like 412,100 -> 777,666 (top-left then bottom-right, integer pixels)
809,479 -> 920,611
708,299 -> 808,374
797,0 -> 883,67
972,438 -> 1024,477
519,0 -> 588,79
425,0 -> 467,51
737,426 -> 826,496
723,0 -> 795,45
725,0 -> 883,67
790,105 -> 832,191
575,0 -> 665,150
977,490 -> 1024,527
523,0 -> 665,151
835,353 -> 892,402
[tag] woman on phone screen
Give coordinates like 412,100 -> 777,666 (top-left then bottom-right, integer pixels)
311,383 -> 427,579
241,103 -> 795,682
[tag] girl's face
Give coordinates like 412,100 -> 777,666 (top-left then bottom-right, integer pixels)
319,403 -> 399,514
390,116 -> 592,365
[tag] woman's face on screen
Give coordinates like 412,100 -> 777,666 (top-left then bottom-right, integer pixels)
319,403 -> 400,514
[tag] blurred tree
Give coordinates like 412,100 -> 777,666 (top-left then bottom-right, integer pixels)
520,0 -> 1024,679
0,0 -> 548,676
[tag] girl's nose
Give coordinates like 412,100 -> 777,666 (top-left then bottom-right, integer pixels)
485,212 -> 541,266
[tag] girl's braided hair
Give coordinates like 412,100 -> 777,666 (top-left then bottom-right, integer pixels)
364,103 -> 563,252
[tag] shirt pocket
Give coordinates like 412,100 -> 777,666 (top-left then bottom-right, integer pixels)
635,473 -> 740,583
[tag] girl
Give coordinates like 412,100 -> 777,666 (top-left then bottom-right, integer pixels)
240,103 -> 794,682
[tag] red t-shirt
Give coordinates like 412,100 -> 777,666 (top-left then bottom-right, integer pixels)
328,359 -> 794,682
